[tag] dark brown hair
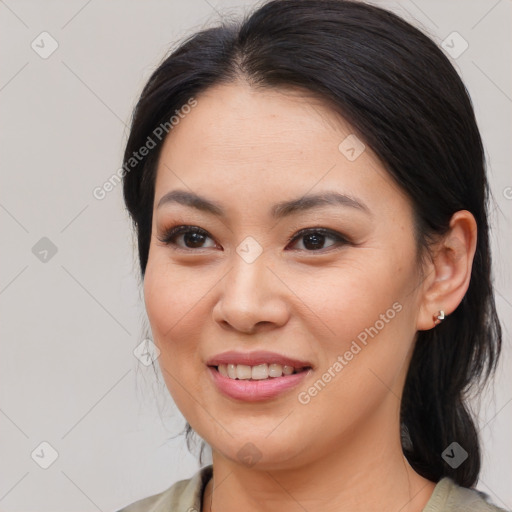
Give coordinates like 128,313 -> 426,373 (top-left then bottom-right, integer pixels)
122,0 -> 502,486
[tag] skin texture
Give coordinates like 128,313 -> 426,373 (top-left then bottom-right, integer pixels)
143,82 -> 477,512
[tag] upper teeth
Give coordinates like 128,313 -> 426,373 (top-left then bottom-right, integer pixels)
217,363 -> 299,380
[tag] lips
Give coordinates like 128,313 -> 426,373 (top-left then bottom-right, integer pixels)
206,351 -> 313,401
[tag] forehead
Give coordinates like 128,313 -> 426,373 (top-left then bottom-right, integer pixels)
159,82 -> 354,165
153,82 -> 404,218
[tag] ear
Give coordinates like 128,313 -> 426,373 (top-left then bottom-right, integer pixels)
416,210 -> 477,331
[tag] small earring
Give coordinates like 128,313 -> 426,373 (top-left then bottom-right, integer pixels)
434,310 -> 445,325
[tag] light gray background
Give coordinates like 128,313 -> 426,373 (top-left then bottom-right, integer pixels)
0,1 -> 510,511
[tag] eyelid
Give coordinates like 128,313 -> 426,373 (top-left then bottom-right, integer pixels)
157,223 -> 350,253
285,226 -> 350,250
156,225 -> 214,247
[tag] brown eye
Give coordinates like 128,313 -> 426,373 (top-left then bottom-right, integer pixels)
287,228 -> 348,251
158,225 -> 217,250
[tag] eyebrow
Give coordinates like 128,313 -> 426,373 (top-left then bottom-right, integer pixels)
156,190 -> 371,219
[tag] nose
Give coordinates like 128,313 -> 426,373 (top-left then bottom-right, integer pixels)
212,255 -> 290,334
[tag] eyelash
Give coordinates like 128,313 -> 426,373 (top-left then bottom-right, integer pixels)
156,224 -> 350,253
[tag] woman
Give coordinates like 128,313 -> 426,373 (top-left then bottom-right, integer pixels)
117,0 -> 506,510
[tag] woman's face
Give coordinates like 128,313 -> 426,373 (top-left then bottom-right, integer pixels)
144,82 -> 427,469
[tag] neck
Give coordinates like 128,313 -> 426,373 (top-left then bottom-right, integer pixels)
202,401 -> 436,512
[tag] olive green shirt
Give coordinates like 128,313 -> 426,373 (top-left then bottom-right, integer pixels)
116,465 -> 508,512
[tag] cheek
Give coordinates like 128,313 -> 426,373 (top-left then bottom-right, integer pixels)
142,255 -> 211,398
293,252 -> 409,342
143,256 -> 211,418
292,254 -> 416,407
143,254 -> 208,341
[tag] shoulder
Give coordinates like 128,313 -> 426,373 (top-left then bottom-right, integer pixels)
424,477 -> 509,512
115,465 -> 213,512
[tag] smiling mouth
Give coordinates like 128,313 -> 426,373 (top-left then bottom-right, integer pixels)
212,363 -> 311,381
